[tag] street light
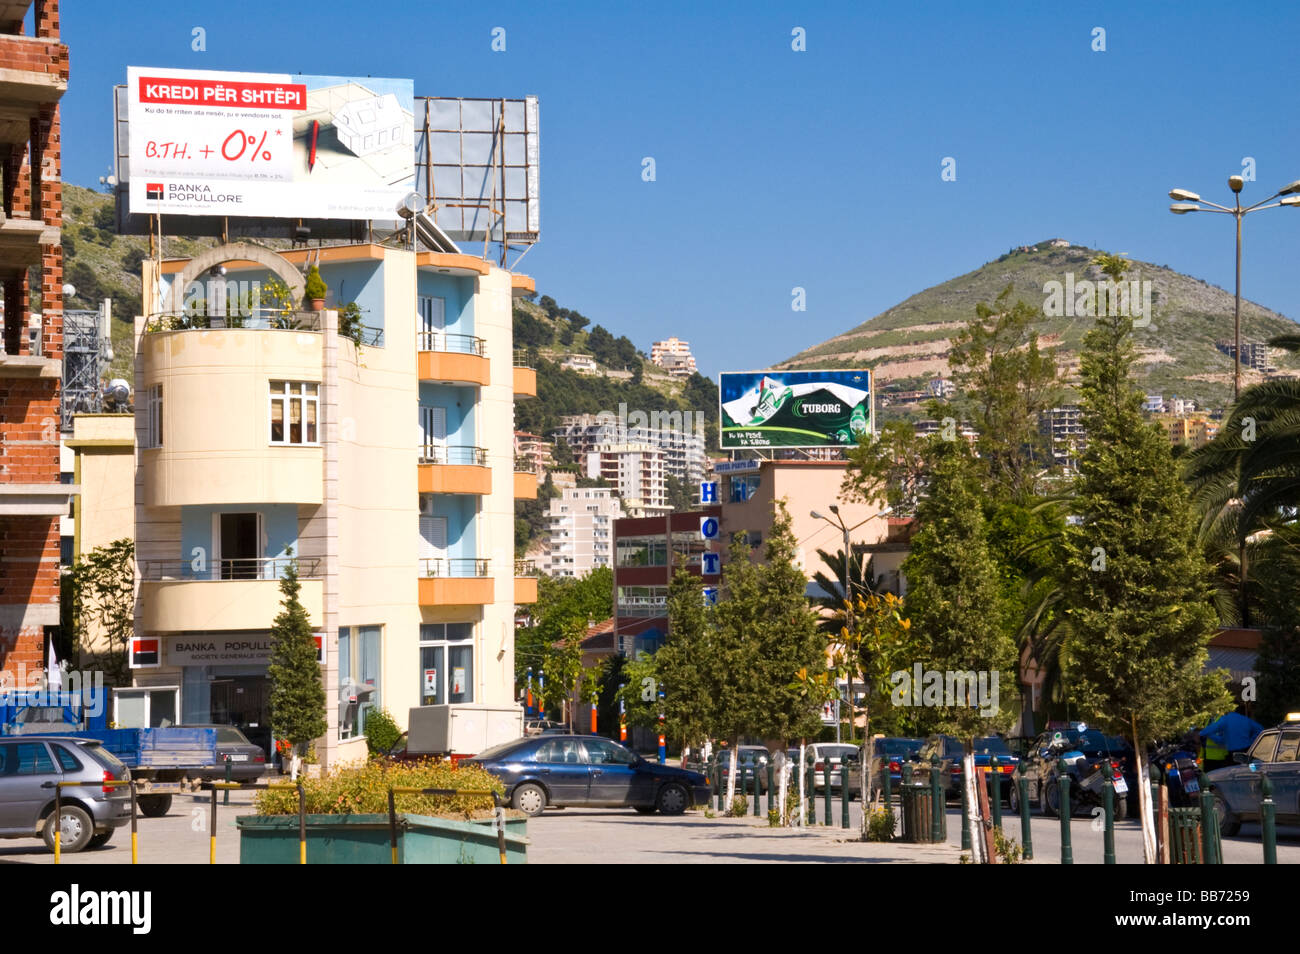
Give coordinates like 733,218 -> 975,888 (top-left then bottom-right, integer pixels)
810,505 -> 893,743
1167,174 -> 1300,399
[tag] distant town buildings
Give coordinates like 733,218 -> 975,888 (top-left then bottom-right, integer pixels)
544,486 -> 623,577
927,378 -> 956,398
1216,340 -> 1275,373
562,354 -> 599,374
649,337 -> 697,377
513,431 -> 551,479
1161,415 -> 1220,449
1041,405 -> 1085,472
585,443 -> 669,517
914,418 -> 979,445
553,412 -> 706,487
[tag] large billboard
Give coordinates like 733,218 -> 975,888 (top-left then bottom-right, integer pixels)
719,370 -> 873,449
126,67 -> 415,220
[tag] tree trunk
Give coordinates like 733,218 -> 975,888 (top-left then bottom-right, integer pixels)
725,737 -> 740,809
963,747 -> 984,863
777,751 -> 790,825
859,707 -> 872,838
1132,715 -> 1157,863
798,740 -> 807,826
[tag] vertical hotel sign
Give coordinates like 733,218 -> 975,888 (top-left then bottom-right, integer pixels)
126,66 -> 415,220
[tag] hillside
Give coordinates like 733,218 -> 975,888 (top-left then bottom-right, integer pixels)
780,240 -> 1300,413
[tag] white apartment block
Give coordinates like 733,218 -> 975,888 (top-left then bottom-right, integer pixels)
585,443 -> 669,517
649,337 -> 697,377
544,487 -> 623,577
554,413 -> 705,486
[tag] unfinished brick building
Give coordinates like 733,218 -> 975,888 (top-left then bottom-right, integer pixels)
0,0 -> 72,683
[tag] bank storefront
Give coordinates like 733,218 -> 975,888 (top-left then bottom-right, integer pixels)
165,632 -> 284,756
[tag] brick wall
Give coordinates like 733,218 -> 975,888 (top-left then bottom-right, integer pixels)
0,36 -> 69,81
0,516 -> 60,674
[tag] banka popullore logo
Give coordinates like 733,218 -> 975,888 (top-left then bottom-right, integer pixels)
145,182 -> 163,200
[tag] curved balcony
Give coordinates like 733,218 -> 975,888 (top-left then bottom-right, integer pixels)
513,460 -> 538,500
417,445 -> 491,495
417,332 -> 490,386
513,349 -> 538,399
138,323 -> 326,507
138,558 -> 323,633
418,557 -> 493,606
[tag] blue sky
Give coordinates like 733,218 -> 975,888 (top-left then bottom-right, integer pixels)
62,0 -> 1300,378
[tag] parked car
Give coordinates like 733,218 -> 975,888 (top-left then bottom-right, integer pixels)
1207,713 -> 1300,836
524,719 -> 564,737
868,737 -> 924,794
714,745 -> 772,793
0,736 -> 133,853
179,724 -> 268,782
464,734 -> 710,817
917,735 -> 1020,803
805,743 -> 863,795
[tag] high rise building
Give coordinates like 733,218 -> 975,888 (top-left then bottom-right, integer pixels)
543,486 -> 622,577
584,443 -> 668,517
649,337 -> 697,377
130,243 -> 538,766
0,1 -> 73,682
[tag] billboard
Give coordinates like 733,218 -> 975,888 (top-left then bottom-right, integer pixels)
125,66 -> 415,220
719,370 -> 873,449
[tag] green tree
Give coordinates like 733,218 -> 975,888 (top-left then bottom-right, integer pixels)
843,417 -> 929,515
948,284 -> 1060,498
901,437 -> 1017,739
515,566 -> 612,686
1246,527 -> 1300,725
67,538 -> 135,686
1058,253 -> 1232,861
267,557 -> 327,773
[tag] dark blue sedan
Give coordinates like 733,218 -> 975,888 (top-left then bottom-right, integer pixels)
463,734 -> 711,817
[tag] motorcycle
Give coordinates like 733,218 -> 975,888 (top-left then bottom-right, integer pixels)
1043,727 -> 1130,819
1152,741 -> 1200,807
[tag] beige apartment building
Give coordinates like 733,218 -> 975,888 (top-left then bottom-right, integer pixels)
128,242 -> 537,766
544,486 -> 622,577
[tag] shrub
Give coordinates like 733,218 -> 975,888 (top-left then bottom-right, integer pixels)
339,301 -> 364,346
253,758 -> 503,818
864,805 -> 895,842
363,706 -> 402,757
726,795 -> 748,817
304,264 -> 328,302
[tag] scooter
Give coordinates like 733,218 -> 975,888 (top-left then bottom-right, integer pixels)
1152,741 -> 1200,807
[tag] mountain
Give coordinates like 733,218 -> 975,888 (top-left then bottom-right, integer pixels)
779,240 -> 1300,414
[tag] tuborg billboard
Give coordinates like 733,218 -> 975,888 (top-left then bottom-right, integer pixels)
719,370 -> 873,449
126,66 -> 415,220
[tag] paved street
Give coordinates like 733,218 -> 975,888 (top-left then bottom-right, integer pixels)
4,789 -> 1296,865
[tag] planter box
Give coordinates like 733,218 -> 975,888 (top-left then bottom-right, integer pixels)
236,813 -> 528,864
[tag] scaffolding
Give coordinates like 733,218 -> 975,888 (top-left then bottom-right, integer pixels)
61,301 -> 112,432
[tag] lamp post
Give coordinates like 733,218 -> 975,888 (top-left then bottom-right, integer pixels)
810,505 -> 893,744
1169,176 -> 1300,400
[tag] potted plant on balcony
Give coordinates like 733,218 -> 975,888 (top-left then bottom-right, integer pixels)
304,265 -> 328,311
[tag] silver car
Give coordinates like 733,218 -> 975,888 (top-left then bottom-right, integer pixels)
0,736 -> 133,853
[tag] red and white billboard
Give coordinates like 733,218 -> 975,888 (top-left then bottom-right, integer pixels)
126,66 -> 415,220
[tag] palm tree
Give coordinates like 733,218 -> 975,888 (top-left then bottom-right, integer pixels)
1186,333 -> 1300,626
809,547 -> 880,634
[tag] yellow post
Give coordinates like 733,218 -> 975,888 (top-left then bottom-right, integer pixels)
297,780 -> 306,865
130,780 -> 138,864
53,783 -> 61,865
209,788 -> 217,864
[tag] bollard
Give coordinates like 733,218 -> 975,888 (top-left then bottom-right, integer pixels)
1197,770 -> 1220,865
1017,760 -> 1032,861
767,761 -> 775,817
388,788 -> 399,864
1102,758 -> 1115,865
1261,774 -> 1277,865
130,780 -> 139,865
1058,760 -> 1073,864
223,754 -> 232,806
53,783 -> 62,865
297,779 -> 307,865
960,764 -> 971,850
841,763 -> 850,829
807,758 -> 817,825
823,758 -> 832,826
209,788 -> 218,864
752,767 -> 760,817
883,755 -> 893,807
929,753 -> 943,844
990,756 -> 1002,831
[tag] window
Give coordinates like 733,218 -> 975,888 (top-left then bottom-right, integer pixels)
358,625 -> 382,730
145,384 -> 163,448
269,381 -> 319,445
339,626 -> 353,739
585,738 -> 638,765
1277,731 -> 1300,763
113,688 -> 178,728
729,475 -> 760,502
51,743 -> 83,772
616,535 -> 667,567
419,623 -> 473,705
535,738 -> 587,765
1249,732 -> 1279,763
418,296 -> 446,350
0,742 -> 56,775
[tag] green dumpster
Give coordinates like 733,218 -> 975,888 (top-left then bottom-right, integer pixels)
236,813 -> 528,864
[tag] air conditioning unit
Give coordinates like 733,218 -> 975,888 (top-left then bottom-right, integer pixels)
418,495 -> 434,516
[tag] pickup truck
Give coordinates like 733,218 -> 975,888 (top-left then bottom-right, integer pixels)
3,694 -> 220,817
